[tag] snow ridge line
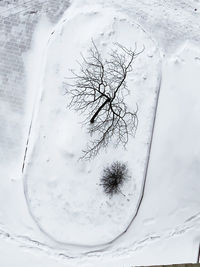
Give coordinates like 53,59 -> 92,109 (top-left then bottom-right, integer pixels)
0,227 -> 76,260
86,215 -> 200,259
0,210 -> 200,262
22,116 -> 34,173
197,243 -> 200,263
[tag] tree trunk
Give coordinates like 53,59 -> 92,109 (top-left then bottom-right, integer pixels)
90,98 -> 110,123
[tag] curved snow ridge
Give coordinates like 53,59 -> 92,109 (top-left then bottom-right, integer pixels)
0,227 -> 76,260
0,210 -> 199,262
23,3 -> 162,252
85,214 -> 200,259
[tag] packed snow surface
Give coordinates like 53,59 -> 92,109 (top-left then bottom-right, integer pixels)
0,0 -> 200,266
24,8 -> 161,246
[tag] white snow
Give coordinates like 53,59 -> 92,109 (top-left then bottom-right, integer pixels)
0,0 -> 200,266
23,8 -> 161,246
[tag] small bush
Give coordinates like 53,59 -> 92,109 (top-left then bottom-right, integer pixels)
100,161 -> 129,197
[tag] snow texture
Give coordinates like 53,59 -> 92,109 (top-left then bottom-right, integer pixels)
0,0 -> 200,266
23,7 -> 161,247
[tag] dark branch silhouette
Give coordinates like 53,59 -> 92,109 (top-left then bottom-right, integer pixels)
66,41 -> 144,159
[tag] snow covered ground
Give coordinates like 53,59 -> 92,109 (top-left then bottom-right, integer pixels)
23,6 -> 161,248
0,0 -> 200,266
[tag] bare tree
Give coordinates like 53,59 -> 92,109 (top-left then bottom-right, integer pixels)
100,161 -> 129,197
66,41 -> 144,159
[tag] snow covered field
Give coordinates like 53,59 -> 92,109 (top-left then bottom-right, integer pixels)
23,7 -> 161,247
0,0 -> 200,266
